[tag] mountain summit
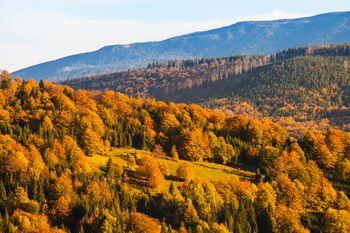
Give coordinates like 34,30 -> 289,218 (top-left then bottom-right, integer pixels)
12,11 -> 350,81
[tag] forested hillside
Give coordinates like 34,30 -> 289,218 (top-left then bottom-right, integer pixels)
64,55 -> 270,98
64,44 -> 350,130
189,56 -> 350,127
0,71 -> 349,232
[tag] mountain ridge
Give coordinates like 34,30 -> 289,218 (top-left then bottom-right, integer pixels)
12,11 -> 350,81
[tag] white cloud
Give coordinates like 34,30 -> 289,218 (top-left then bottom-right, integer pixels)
0,9 -> 307,72
247,9 -> 306,21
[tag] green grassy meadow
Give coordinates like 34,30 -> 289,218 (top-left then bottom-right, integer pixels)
81,147 -> 255,193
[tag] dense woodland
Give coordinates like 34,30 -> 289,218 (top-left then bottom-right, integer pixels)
63,44 -> 350,130
0,71 -> 349,232
63,55 -> 270,98
199,56 -> 350,129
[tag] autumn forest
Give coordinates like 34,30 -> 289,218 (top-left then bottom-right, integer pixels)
0,67 -> 349,233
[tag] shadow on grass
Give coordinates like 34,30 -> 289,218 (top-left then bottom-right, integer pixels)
165,174 -> 183,182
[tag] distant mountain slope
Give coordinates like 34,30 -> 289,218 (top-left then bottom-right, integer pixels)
195,56 -> 350,119
13,11 -> 350,81
64,43 -> 350,130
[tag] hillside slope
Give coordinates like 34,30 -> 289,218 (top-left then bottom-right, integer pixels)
65,43 -> 350,129
12,11 -> 350,81
0,72 -> 350,233
197,56 -> 350,125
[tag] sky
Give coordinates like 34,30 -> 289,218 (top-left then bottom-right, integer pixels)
1,0 -> 350,72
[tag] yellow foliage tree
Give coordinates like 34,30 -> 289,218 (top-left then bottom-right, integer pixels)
323,208 -> 350,233
129,212 -> 161,233
138,155 -> 165,189
275,205 -> 309,233
184,128 -> 211,161
176,163 -> 194,181
13,210 -> 65,233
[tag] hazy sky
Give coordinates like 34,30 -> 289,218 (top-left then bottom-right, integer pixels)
1,0 -> 349,72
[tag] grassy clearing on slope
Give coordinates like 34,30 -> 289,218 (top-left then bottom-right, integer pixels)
82,147 -> 255,193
